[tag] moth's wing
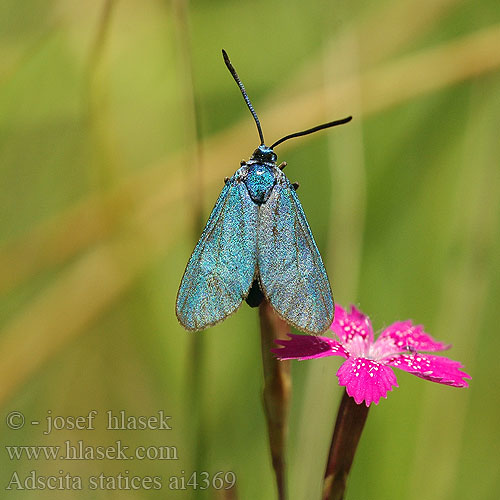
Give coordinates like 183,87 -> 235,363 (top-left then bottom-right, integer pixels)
176,176 -> 258,331
258,170 -> 333,334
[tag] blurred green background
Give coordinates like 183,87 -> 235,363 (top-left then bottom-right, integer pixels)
1,0 -> 499,499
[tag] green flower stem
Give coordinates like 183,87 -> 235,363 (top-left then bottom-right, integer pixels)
323,389 -> 370,500
259,300 -> 291,500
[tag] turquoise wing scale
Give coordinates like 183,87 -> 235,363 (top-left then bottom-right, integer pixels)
176,177 -> 258,330
257,170 -> 334,334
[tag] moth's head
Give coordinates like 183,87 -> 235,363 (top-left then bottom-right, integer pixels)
251,145 -> 277,164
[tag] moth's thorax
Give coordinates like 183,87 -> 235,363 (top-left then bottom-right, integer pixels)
244,163 -> 276,204
237,144 -> 278,204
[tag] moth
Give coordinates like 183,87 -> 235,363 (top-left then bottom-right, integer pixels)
176,50 -> 351,334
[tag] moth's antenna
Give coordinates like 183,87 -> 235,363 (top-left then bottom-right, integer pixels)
222,49 -> 265,146
270,116 -> 352,149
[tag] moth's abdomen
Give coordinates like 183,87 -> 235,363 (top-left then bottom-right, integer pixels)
245,164 -> 276,204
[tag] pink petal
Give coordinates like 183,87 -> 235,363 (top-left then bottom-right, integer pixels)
385,353 -> 471,387
331,304 -> 374,344
374,321 -> 449,357
336,357 -> 398,407
272,334 -> 347,360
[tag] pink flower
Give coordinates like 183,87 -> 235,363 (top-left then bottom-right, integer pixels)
272,304 -> 471,406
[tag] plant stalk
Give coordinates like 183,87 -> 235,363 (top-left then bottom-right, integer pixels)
259,300 -> 291,500
323,389 -> 370,500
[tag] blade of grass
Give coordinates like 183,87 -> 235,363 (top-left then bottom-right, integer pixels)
408,82 -> 500,500
171,0 -> 209,496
